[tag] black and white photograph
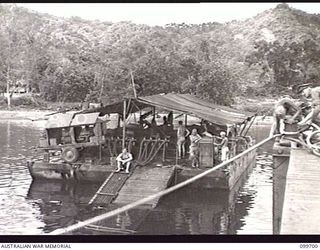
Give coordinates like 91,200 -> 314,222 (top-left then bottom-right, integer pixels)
0,2 -> 319,240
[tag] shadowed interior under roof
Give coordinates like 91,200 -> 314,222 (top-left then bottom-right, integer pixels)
83,93 -> 253,126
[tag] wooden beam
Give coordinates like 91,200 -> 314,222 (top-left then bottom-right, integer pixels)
122,99 -> 127,149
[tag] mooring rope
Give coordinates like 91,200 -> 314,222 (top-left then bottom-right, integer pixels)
47,134 -> 280,235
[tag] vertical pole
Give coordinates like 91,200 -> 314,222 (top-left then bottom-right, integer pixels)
243,115 -> 257,137
185,114 -> 188,159
122,99 -> 127,149
162,140 -> 166,163
99,144 -> 102,161
130,70 -> 137,99
7,81 -> 11,109
239,120 -> 248,136
175,146 -> 178,165
213,136 -> 215,166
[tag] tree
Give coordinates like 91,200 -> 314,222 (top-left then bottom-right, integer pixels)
245,40 -> 320,93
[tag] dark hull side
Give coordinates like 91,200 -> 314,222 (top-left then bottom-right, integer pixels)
176,149 -> 257,190
27,161 -> 113,183
27,149 -> 256,189
272,142 -> 291,235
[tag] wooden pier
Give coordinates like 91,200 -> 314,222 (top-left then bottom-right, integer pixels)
114,166 -> 176,208
281,149 -> 320,234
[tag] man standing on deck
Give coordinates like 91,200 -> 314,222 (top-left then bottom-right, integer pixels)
116,148 -> 133,174
189,129 -> 202,168
214,131 -> 229,162
177,120 -> 190,159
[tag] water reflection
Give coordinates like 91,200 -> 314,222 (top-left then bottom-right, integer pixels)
136,162 -> 254,235
0,120 -> 43,234
27,181 -> 100,233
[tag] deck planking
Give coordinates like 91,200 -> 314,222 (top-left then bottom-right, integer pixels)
113,166 -> 176,208
89,172 -> 129,205
281,149 -> 320,234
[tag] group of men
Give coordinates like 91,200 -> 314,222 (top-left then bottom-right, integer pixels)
115,118 -> 230,173
274,84 -> 320,136
176,120 -> 229,168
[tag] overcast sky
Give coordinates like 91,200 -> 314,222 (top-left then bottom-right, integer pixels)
15,3 -> 320,26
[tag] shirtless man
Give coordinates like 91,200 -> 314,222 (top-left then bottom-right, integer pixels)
176,120 -> 190,159
116,148 -> 133,174
273,95 -> 301,134
298,86 -> 320,125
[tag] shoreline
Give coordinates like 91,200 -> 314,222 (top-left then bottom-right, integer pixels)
0,109 -> 53,121
0,109 -> 274,126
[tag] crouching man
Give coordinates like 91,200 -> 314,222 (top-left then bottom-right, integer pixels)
274,95 -> 300,135
116,148 -> 133,174
299,86 -> 320,125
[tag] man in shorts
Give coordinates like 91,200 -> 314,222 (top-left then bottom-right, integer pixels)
176,120 -> 190,159
214,131 -> 229,162
116,148 -> 133,174
189,128 -> 202,168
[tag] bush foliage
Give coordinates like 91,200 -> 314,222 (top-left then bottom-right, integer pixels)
1,3 -> 320,107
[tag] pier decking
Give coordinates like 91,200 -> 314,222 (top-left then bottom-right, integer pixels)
281,149 -> 320,234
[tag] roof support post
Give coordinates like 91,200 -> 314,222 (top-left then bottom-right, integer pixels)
243,115 -> 257,137
122,98 -> 127,149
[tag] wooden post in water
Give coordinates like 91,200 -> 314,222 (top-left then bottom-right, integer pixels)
272,144 -> 290,234
122,99 -> 127,149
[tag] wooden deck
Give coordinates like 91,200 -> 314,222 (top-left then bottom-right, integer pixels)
113,166 -> 176,208
281,149 -> 320,234
89,172 -> 130,205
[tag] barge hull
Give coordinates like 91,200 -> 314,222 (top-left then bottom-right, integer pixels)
28,149 -> 256,190
27,161 -> 112,182
176,149 -> 256,190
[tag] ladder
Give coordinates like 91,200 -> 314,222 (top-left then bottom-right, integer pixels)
88,169 -> 134,205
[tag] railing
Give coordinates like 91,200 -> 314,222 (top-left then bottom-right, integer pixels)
47,133 -> 280,235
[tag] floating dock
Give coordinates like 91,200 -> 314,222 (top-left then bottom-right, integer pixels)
281,149 -> 320,234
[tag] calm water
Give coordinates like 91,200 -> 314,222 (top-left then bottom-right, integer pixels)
0,120 -> 273,235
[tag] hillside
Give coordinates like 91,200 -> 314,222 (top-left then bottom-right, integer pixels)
1,3 -> 320,111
